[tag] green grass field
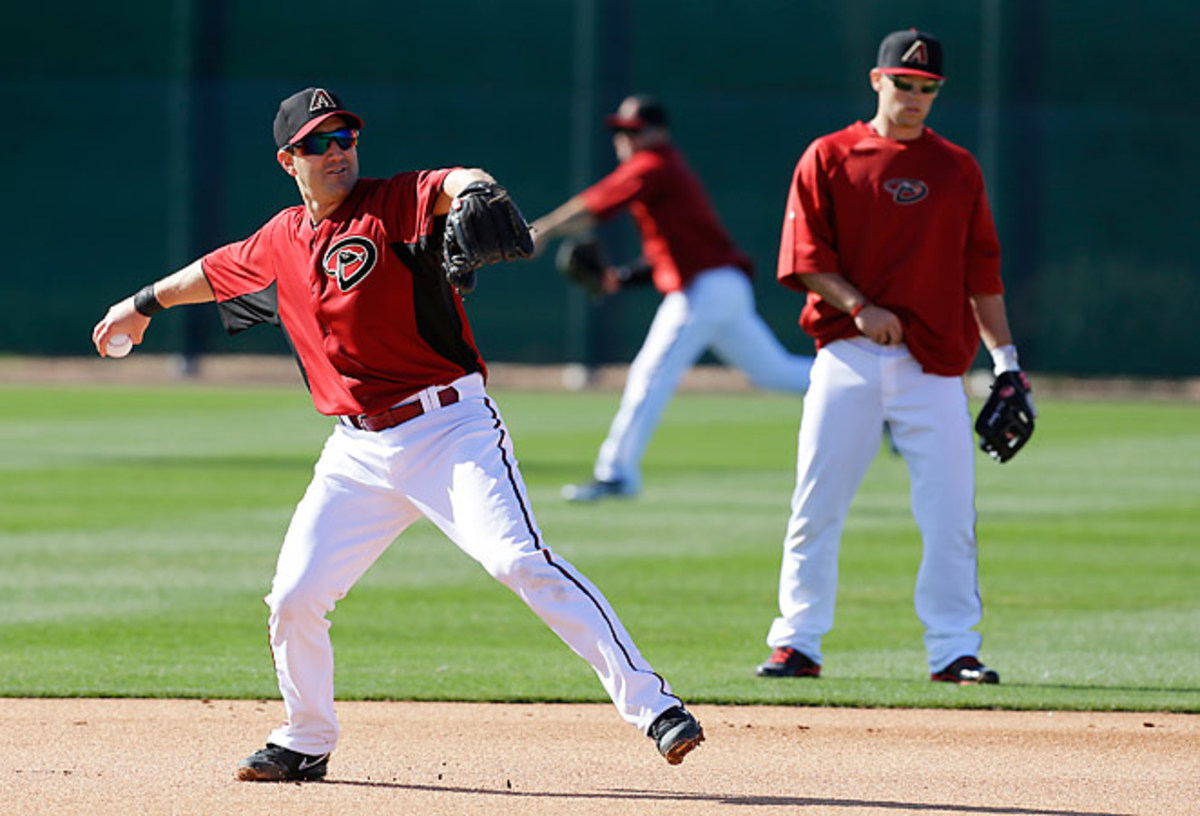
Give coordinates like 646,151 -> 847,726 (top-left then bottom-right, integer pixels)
1,382 -> 1197,712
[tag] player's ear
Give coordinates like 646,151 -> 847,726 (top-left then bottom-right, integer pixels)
277,148 -> 298,177
869,69 -> 883,92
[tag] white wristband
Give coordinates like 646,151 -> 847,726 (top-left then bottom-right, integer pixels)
990,344 -> 1020,375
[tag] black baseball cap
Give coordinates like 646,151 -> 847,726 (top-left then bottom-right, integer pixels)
273,87 -> 364,149
876,29 -> 944,80
605,94 -> 669,132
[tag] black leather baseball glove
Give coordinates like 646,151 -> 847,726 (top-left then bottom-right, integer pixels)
556,238 -> 609,296
442,181 -> 534,295
975,370 -> 1036,463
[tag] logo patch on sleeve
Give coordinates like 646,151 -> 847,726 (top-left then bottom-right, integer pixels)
323,236 -> 378,291
883,178 -> 929,204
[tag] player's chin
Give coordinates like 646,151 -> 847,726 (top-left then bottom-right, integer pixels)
325,170 -> 358,194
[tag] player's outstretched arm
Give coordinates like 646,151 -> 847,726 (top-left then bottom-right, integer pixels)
529,197 -> 598,257
439,172 -> 535,295
434,168 -> 496,215
92,260 -> 216,357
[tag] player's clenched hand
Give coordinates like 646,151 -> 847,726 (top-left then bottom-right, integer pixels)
92,299 -> 150,357
854,304 -> 904,345
442,181 -> 534,295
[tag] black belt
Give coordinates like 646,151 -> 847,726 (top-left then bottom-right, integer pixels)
345,387 -> 459,432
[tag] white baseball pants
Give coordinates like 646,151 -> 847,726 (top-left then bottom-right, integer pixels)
766,337 -> 983,673
264,373 -> 682,755
594,266 -> 813,489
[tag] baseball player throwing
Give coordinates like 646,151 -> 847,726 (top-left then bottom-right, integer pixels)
756,30 -> 1033,685
531,95 -> 813,502
92,87 -> 703,780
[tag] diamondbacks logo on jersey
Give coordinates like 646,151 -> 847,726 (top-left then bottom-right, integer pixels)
883,178 -> 928,204
309,88 -> 336,113
323,236 -> 378,291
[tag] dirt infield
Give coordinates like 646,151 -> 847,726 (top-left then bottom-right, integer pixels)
3,699 -> 1194,816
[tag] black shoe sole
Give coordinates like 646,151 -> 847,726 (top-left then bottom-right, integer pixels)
236,765 -> 327,782
661,726 -> 705,765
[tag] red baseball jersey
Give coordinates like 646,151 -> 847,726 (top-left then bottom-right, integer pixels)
778,122 -> 1003,376
579,144 -> 752,293
202,169 -> 488,417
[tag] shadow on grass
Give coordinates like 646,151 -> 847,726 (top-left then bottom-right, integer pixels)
741,675 -> 1200,713
1003,682 -> 1200,696
83,454 -> 313,471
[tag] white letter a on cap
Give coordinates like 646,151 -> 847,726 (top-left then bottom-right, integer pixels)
901,40 -> 929,65
310,88 -> 336,112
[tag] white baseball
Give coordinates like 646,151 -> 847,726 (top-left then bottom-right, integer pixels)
106,333 -> 133,358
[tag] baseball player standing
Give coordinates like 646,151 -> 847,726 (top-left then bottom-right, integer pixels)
756,30 -> 1034,684
531,95 -> 814,502
92,87 -> 703,780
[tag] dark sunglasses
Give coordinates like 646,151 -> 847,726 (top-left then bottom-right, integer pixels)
290,128 -> 359,155
885,74 -> 943,94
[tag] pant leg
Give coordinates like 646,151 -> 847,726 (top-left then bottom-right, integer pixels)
704,268 -> 813,393
593,284 -> 716,488
402,384 -> 684,733
883,359 -> 982,672
766,340 -> 885,663
266,427 -> 424,755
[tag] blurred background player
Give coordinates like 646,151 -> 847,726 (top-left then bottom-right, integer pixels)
757,30 -> 1030,684
532,94 -> 813,502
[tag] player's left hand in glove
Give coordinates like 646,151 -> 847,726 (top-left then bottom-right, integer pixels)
975,370 -> 1036,463
442,181 -> 534,295
556,238 -> 609,296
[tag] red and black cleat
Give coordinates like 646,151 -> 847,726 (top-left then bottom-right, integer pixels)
756,647 -> 822,678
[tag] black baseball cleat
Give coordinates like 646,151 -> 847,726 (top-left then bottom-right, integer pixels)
756,647 -> 822,678
931,656 -> 1000,685
236,743 -> 330,782
648,706 -> 704,765
561,478 -> 637,503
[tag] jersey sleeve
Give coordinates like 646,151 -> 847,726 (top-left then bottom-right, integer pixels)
381,168 -> 458,241
777,141 -> 840,292
201,216 -> 285,303
964,163 -> 1004,295
201,215 -> 289,334
577,152 -> 659,221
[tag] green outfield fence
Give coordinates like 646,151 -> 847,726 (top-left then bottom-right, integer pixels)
4,0 -> 1196,377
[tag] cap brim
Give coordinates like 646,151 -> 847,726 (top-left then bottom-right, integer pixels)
287,110 -> 365,146
605,113 -> 647,131
878,66 -> 945,80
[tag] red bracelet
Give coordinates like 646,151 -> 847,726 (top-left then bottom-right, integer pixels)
849,302 -> 868,318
